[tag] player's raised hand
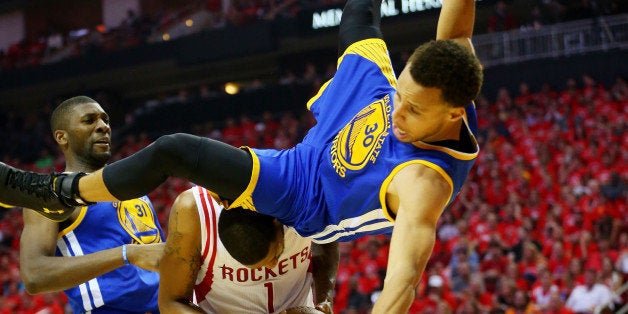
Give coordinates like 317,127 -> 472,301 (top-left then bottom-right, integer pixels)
127,243 -> 165,272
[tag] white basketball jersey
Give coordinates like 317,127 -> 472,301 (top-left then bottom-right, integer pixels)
192,186 -> 315,314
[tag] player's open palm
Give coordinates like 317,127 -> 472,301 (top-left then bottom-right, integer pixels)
128,243 -> 165,272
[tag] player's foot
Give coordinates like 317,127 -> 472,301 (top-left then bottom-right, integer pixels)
0,162 -> 77,220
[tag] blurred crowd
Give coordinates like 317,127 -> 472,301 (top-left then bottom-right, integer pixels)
0,0 -> 335,72
1,0 -> 626,72
1,52 -> 626,313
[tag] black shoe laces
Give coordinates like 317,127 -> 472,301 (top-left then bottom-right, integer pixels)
6,169 -> 56,202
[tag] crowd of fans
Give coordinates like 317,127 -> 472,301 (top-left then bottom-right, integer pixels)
0,0 -> 334,72
1,0 -> 626,72
488,0 -> 623,33
0,53 -> 626,313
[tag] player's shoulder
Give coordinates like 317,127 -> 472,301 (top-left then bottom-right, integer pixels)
390,162 -> 452,193
176,186 -> 226,213
172,188 -> 199,214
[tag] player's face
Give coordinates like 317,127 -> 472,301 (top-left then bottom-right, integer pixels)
66,103 -> 112,166
248,221 -> 285,269
392,66 -> 459,143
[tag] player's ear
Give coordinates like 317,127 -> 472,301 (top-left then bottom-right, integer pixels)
448,106 -> 465,121
272,219 -> 284,237
54,130 -> 68,145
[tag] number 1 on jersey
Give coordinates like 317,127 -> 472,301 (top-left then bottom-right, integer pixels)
264,282 -> 274,312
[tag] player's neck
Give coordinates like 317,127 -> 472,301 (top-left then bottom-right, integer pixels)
414,119 -> 463,146
65,156 -> 105,173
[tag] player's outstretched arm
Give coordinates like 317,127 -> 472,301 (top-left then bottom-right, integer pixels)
311,242 -> 339,314
159,189 -> 205,313
372,165 -> 452,313
436,0 -> 476,53
19,210 -> 163,294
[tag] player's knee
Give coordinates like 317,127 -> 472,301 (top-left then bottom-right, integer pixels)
152,133 -> 194,164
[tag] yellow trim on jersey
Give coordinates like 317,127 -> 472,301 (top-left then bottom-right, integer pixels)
0,202 -> 14,208
307,79 -> 332,110
58,206 -> 88,238
342,38 -> 396,88
306,38 -> 397,111
205,189 -> 230,208
462,101 -> 479,149
378,160 -> 454,222
415,116 -> 479,162
414,142 -> 478,161
228,147 -> 260,212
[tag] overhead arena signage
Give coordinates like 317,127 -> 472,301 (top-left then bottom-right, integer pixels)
310,0 -> 482,30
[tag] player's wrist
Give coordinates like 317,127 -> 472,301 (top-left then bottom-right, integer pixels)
122,244 -> 130,265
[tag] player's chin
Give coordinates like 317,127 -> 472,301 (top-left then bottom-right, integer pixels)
282,306 -> 326,314
393,132 -> 415,143
392,126 -> 414,142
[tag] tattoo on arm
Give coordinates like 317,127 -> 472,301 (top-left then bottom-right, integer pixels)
165,208 -> 202,298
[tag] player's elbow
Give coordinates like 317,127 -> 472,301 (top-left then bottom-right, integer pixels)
20,263 -> 59,294
20,270 -> 46,294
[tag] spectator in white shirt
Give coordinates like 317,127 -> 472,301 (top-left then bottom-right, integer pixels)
531,267 -> 559,311
565,268 -> 618,314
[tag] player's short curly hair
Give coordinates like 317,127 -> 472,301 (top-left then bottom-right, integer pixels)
408,40 -> 483,107
50,95 -> 98,132
218,207 -> 279,266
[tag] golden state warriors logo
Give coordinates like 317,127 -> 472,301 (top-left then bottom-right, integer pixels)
116,198 -> 162,244
331,95 -> 391,177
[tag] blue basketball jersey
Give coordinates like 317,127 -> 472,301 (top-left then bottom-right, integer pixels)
56,196 -> 163,313
238,39 -> 478,243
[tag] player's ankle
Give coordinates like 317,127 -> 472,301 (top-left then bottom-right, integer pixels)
56,172 -> 95,207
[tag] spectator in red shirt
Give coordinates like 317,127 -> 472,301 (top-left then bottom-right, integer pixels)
481,240 -> 509,293
515,82 -> 534,106
563,211 -> 592,244
225,0 -> 262,26
505,260 -> 531,291
566,258 -> 585,286
333,243 -> 358,313
221,117 -> 244,147
547,241 -> 571,279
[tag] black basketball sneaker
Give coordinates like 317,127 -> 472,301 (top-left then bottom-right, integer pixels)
0,162 -> 91,221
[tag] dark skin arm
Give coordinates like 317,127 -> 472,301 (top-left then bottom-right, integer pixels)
19,209 -> 163,294
311,242 -> 339,314
158,189 -> 205,313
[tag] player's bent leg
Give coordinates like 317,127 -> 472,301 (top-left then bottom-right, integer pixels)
0,133 -> 253,216
102,133 -> 253,201
338,0 -> 383,55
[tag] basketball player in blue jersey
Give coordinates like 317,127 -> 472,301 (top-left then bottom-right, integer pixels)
18,96 -> 164,313
0,0 -> 482,312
